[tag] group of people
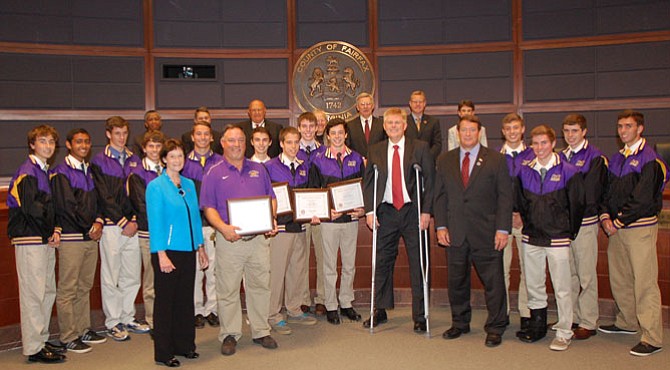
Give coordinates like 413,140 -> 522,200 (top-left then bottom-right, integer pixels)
6,91 -> 667,367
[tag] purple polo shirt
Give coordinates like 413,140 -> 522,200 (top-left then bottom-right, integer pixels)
200,157 -> 275,224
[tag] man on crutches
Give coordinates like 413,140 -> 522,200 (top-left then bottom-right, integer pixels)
433,114 -> 512,347
363,107 -> 434,334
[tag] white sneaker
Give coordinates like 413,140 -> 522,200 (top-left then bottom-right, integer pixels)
270,320 -> 292,335
287,312 -> 317,325
107,323 -> 129,341
550,336 -> 571,351
126,320 -> 150,334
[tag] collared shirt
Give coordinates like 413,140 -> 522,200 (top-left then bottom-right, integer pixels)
66,154 -> 87,174
383,136 -> 410,205
30,154 -> 49,172
144,158 -> 161,173
623,138 -> 643,155
459,143 -> 481,176
533,152 -> 558,174
300,140 -> 318,153
569,139 -> 586,154
199,158 -> 275,224
250,154 -> 271,164
360,115 -> 373,132
251,120 -> 266,129
502,143 -> 526,157
279,153 -> 302,169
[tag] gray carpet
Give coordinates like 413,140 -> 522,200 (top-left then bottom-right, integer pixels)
1,308 -> 668,369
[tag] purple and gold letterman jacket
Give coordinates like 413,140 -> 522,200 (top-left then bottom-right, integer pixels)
90,145 -> 140,229
264,154 -> 310,232
308,147 -> 364,223
181,150 -> 222,228
127,158 -> 162,239
559,140 -> 608,227
7,156 -> 58,245
515,153 -> 585,247
51,156 -> 103,241
599,138 -> 669,229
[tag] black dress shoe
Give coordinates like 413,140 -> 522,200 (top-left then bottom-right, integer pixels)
442,326 -> 470,339
485,333 -> 502,347
28,348 -> 66,363
363,309 -> 388,328
156,357 -> 180,367
45,341 -> 67,355
340,307 -> 361,321
252,335 -> 278,349
326,310 -> 340,325
413,321 -> 427,333
181,351 -> 199,359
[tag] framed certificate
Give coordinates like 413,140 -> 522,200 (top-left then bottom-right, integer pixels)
328,178 -> 364,213
292,188 -> 330,222
272,182 -> 292,215
227,196 -> 273,236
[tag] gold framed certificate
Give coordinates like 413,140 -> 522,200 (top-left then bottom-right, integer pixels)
227,196 -> 273,236
292,188 -> 330,222
272,182 -> 292,215
328,178 -> 364,213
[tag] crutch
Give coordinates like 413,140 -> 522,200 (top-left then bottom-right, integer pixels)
413,163 -> 430,338
370,164 -> 379,334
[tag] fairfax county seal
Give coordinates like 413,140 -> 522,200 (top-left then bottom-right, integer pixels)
293,41 -> 375,120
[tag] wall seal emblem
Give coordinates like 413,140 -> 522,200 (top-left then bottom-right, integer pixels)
293,41 -> 375,120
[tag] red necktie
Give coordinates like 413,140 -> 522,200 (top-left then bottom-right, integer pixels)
364,119 -> 370,143
392,145 -> 403,210
462,152 -> 470,187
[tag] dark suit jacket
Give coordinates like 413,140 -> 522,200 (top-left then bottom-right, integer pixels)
405,114 -> 442,161
363,138 -> 434,216
346,116 -> 386,158
433,146 -> 512,248
236,119 -> 282,158
181,129 -> 223,155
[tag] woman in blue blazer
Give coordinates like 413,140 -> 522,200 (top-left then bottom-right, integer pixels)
147,139 -> 208,367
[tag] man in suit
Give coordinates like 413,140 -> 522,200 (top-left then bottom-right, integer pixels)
447,100 -> 488,151
181,107 -> 223,155
346,92 -> 386,158
362,107 -> 434,333
405,90 -> 442,160
433,114 -> 512,347
237,99 -> 281,158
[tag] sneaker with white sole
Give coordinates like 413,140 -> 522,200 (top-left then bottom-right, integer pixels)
126,320 -> 150,334
65,338 -> 92,354
81,330 -> 107,344
107,323 -> 129,341
549,336 -> 571,351
630,342 -> 662,357
287,312 -> 317,325
598,324 -> 637,335
270,320 -> 292,335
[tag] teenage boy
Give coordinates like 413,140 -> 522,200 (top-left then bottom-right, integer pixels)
599,110 -> 668,356
90,116 -> 149,341
52,128 -> 107,354
559,114 -> 607,340
127,130 -> 167,333
264,126 -> 318,335
447,100 -> 488,150
498,113 -> 534,335
249,126 -> 273,164
515,125 -> 584,351
182,120 -> 222,329
8,125 -> 66,363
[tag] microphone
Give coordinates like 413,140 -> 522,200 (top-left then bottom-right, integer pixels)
412,163 -> 423,172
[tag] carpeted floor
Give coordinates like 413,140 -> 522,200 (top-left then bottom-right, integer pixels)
1,307 -> 668,369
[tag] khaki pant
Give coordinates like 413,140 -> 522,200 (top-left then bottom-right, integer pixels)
99,225 -> 141,329
569,223 -> 599,330
56,240 -> 98,343
320,222 -> 358,311
523,243 -> 573,340
503,226 -> 528,318
269,231 -> 307,323
303,224 -> 325,306
194,226 -> 217,316
215,233 -> 271,342
139,238 -> 154,327
15,244 -> 56,355
608,224 -> 663,347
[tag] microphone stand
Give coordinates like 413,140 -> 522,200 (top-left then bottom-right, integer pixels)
370,164 -> 379,334
414,164 -> 430,338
